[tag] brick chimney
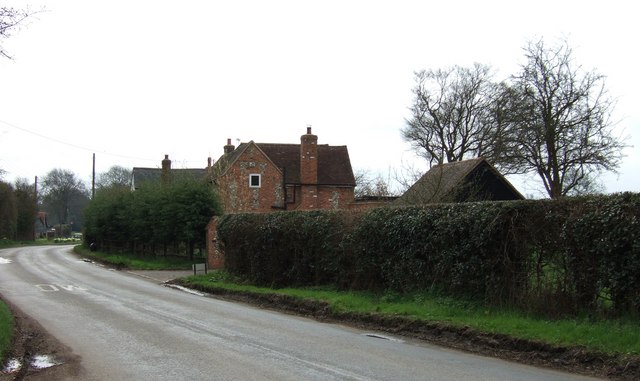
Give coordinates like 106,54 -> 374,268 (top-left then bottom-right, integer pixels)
161,154 -> 171,184
300,127 -> 318,209
300,127 -> 318,184
162,154 -> 171,170
224,138 -> 235,154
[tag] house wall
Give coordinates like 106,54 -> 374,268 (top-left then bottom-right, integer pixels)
218,145 -> 284,213
206,216 -> 224,269
289,186 -> 355,210
456,164 -> 524,202
316,186 -> 354,210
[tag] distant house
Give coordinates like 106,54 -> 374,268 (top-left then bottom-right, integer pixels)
396,157 -> 524,205
210,127 -> 356,213
130,155 -> 207,190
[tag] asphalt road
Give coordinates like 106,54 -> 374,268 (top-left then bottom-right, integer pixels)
0,246 -> 601,381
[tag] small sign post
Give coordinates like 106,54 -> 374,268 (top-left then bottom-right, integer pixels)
192,262 -> 207,275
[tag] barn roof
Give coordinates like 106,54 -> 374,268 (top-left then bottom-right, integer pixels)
396,158 -> 524,204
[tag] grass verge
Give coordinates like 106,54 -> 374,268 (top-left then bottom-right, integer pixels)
74,246 -> 197,270
0,238 -> 80,249
0,299 -> 13,363
181,271 -> 640,357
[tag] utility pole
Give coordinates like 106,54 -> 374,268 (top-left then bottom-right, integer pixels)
34,175 -> 38,239
92,153 -> 95,199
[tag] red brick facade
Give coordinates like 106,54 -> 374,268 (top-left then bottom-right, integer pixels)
214,144 -> 285,213
211,128 -> 356,214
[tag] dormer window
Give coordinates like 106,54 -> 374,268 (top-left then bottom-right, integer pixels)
249,174 -> 261,188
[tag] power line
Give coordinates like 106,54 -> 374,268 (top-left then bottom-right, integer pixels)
0,118 -> 208,165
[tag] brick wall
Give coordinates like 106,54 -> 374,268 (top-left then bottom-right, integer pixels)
218,144 -> 284,213
206,216 -> 224,269
316,186 -> 354,210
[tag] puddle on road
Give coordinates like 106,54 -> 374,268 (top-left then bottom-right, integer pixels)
2,358 -> 21,373
30,355 -> 61,369
2,354 -> 61,374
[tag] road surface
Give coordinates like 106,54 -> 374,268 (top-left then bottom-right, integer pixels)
0,246 -> 601,380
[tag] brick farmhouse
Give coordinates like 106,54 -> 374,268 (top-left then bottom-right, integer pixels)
209,127 -> 356,213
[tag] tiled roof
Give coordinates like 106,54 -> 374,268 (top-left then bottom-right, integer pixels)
131,167 -> 207,189
259,143 -> 355,186
215,142 -> 356,186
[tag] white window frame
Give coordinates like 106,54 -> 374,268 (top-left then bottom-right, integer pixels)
249,174 -> 261,188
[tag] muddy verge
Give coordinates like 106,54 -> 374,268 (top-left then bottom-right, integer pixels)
0,297 -> 82,381
172,279 -> 640,381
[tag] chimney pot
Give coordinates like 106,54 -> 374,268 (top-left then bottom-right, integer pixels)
306,126 -> 312,134
224,138 -> 236,154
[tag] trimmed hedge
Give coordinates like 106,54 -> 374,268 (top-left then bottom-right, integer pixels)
218,211 -> 357,287
84,179 -> 223,258
217,193 -> 640,317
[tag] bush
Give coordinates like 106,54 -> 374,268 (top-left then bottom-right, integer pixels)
218,211 -> 352,287
84,179 -> 223,258
217,193 -> 640,317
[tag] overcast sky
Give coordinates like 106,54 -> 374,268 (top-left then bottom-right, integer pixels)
1,0 -> 638,196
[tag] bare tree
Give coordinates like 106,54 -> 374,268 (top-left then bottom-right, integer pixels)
354,169 -> 394,198
96,165 -> 133,190
0,6 -> 33,59
41,169 -> 89,227
402,63 -> 513,171
506,38 -> 624,198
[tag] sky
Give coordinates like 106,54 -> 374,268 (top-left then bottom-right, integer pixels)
0,0 -> 638,197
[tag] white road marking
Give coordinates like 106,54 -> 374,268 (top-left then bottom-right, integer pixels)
35,284 -> 87,292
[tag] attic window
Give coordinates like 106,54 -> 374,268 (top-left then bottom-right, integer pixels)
249,174 -> 261,188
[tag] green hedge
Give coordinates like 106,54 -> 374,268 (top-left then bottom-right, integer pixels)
217,193 -> 640,317
218,211 -> 356,287
84,179 -> 222,258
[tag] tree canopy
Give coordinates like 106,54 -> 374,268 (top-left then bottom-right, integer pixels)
0,181 -> 17,239
506,39 -> 623,198
403,64 -> 510,169
96,165 -> 132,190
41,169 -> 90,227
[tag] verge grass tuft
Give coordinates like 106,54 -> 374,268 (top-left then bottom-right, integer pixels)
0,299 -> 13,363
74,246 -> 195,270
